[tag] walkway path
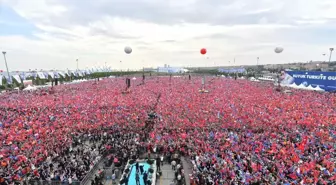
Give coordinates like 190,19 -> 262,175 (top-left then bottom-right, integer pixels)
158,164 -> 175,185
83,158 -> 106,185
103,163 -> 121,185
181,157 -> 192,185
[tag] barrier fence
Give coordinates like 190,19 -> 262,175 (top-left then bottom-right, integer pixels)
10,133 -> 144,185
14,150 -> 109,185
80,152 -> 108,185
103,166 -> 122,179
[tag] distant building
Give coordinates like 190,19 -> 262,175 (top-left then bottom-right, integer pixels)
218,68 -> 246,73
263,61 -> 334,71
305,63 -> 328,70
157,66 -> 188,73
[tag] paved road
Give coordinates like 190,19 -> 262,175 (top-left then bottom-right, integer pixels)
83,159 -> 106,185
158,164 -> 175,185
181,157 -> 192,185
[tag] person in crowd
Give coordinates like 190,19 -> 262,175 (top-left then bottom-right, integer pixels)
111,170 -> 116,185
0,77 -> 334,185
139,165 -> 144,175
135,172 -> 140,185
160,155 -> 164,165
156,156 -> 161,171
171,160 -> 176,171
135,162 -> 140,174
143,171 -> 148,185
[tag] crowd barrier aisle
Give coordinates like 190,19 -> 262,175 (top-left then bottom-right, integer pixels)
103,166 -> 121,185
104,167 -> 113,178
80,159 -> 104,185
12,139 -> 115,185
80,151 -> 109,185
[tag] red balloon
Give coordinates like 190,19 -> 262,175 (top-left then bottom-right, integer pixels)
200,48 -> 207,55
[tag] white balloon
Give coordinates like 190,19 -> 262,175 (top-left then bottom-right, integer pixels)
124,46 -> 132,54
274,47 -> 284,53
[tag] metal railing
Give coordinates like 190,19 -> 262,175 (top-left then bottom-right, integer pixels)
80,150 -> 109,185
79,159 -> 103,185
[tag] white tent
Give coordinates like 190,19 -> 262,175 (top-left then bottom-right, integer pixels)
297,84 -> 307,89
286,83 -> 325,91
306,85 -> 316,91
23,85 -> 37,91
58,72 -> 66,78
315,86 -> 325,91
249,77 -> 260,82
289,83 -> 299,88
66,79 -> 88,84
48,72 -> 55,79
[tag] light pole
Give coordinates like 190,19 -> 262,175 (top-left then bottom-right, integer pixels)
257,57 -> 259,66
322,53 -> 326,62
76,59 -> 79,70
2,51 -> 11,84
329,48 -> 334,62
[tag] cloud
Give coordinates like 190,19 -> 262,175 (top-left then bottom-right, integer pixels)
161,40 -> 176,43
0,0 -> 335,71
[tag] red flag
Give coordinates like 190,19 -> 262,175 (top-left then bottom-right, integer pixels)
329,174 -> 336,181
288,173 -> 297,180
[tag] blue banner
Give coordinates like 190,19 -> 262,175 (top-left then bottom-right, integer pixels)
281,71 -> 336,92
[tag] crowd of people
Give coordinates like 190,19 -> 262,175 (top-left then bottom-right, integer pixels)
0,76 -> 335,185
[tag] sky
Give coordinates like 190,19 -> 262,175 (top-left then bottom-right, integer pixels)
0,0 -> 335,71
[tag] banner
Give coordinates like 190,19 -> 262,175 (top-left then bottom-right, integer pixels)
4,76 -> 12,84
54,72 -> 60,79
158,67 -> 184,73
58,72 -> 66,78
19,73 -> 26,81
37,72 -> 47,79
218,68 -> 246,73
12,75 -> 21,83
48,72 -> 55,79
281,71 -> 336,92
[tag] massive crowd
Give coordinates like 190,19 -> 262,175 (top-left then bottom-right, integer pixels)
0,76 -> 335,185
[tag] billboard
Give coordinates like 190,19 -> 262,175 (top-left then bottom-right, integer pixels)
280,71 -> 336,92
